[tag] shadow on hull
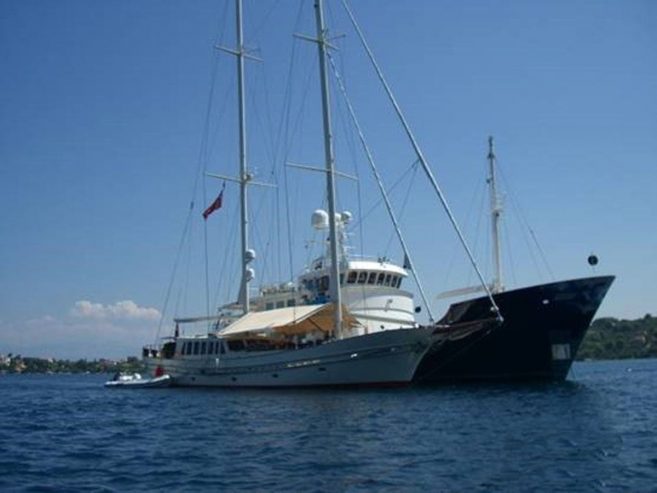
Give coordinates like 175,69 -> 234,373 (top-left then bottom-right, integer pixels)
415,275 -> 615,383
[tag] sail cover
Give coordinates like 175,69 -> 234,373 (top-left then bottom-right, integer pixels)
218,304 -> 359,337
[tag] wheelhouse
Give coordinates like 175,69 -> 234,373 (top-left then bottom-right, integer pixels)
297,258 -> 408,303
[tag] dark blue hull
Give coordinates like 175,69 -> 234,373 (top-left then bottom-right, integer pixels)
415,275 -> 615,383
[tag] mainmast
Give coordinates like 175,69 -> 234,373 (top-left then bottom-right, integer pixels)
236,0 -> 251,312
314,0 -> 343,338
487,136 -> 503,293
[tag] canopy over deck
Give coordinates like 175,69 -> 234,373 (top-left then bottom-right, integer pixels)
218,303 -> 360,337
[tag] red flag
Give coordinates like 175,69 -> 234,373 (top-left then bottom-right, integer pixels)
202,188 -> 224,220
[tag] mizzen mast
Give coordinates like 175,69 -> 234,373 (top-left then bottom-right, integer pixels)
235,0 -> 252,312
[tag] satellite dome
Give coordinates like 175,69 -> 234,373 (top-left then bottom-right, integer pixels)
311,209 -> 329,230
340,211 -> 352,224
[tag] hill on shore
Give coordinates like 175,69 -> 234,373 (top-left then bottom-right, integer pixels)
578,314 -> 657,360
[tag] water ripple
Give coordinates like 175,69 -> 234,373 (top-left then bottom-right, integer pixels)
1,360 -> 657,491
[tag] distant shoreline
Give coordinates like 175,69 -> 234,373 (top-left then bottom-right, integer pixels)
2,315 -> 654,374
0,356 -> 144,375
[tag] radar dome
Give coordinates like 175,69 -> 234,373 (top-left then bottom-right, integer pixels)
311,209 -> 329,230
340,211 -> 353,224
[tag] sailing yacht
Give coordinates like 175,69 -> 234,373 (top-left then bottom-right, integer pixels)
414,138 -> 614,382
141,0 -> 493,387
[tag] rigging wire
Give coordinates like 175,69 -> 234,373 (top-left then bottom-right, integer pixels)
272,1 -> 308,168
248,0 -> 282,41
201,1 -> 233,327
154,1 -> 230,341
258,52 -> 284,283
465,188 -> 488,289
328,63 -> 372,315
203,190 -> 211,320
337,38 -> 364,260
329,50 -> 366,259
202,76 -> 238,309
173,209 -> 195,323
219,1 -> 286,294
327,53 -> 434,320
279,28 -> 317,280
382,162 -> 418,257
276,2 -> 308,284
221,0 -> 311,292
206,0 -> 276,314
247,69 -> 276,287
153,204 -> 195,345
212,198 -> 240,309
502,210 -> 518,286
496,158 -> 555,280
350,158 -> 419,229
442,165 -> 486,288
341,0 -> 502,320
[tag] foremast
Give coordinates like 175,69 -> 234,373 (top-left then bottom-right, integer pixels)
487,136 -> 503,293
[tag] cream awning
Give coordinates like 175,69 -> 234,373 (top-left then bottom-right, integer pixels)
218,304 -> 360,337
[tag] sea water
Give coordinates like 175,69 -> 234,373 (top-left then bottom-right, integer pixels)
1,359 -> 656,492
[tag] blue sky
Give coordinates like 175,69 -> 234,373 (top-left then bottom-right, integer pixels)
1,0 -> 655,359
